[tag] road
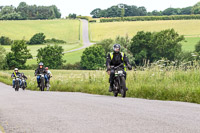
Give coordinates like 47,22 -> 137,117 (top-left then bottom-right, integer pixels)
0,82 -> 200,133
63,19 -> 94,53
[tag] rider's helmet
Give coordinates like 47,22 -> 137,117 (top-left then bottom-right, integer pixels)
39,62 -> 44,68
113,44 -> 121,53
21,73 -> 24,76
14,68 -> 18,72
45,67 -> 48,70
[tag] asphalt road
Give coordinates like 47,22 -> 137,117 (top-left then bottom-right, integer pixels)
63,19 -> 94,53
0,82 -> 200,133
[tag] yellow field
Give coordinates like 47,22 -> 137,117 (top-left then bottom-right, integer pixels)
0,19 -> 80,43
89,20 -> 200,41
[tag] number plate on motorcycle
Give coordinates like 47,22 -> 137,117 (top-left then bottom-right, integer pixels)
118,71 -> 123,74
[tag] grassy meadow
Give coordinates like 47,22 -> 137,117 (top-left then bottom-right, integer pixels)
1,64 -> 200,104
0,19 -> 80,43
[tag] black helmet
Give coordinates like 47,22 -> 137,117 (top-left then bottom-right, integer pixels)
39,62 -> 44,66
113,44 -> 121,53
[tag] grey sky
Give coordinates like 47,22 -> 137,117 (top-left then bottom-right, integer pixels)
1,0 -> 199,17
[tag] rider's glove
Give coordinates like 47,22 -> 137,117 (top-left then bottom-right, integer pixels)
127,64 -> 132,70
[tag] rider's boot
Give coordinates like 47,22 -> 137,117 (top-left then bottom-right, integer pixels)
126,87 -> 128,91
13,84 -> 15,88
109,86 -> 113,92
37,83 -> 40,87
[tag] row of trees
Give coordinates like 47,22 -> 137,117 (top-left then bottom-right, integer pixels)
90,2 -> 200,18
0,2 -> 61,20
0,40 -> 65,69
80,29 -> 200,70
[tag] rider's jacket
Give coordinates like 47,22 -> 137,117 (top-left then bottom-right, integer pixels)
35,67 -> 47,75
11,72 -> 21,78
106,52 -> 130,71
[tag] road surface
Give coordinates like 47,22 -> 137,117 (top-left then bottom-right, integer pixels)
63,19 -> 94,53
0,82 -> 200,133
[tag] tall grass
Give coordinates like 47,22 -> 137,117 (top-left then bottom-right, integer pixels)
1,61 -> 200,104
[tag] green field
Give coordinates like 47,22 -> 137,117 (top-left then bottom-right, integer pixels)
1,65 -> 200,104
0,19 -> 80,43
90,20 -> 200,51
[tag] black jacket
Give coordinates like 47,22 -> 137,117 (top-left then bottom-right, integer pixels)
11,72 -> 21,78
106,52 -> 130,69
35,67 -> 47,75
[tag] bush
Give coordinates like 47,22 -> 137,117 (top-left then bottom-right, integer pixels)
45,38 -> 66,44
29,33 -> 46,45
0,36 -> 12,45
0,46 -> 6,69
80,45 -> 105,70
89,20 -> 97,23
61,62 -> 81,70
37,45 -> 66,69
130,29 -> 184,65
5,40 -> 32,69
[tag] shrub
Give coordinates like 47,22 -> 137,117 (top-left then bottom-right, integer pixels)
0,36 -> 12,45
29,33 -> 46,45
37,45 -> 66,69
45,38 -> 66,44
80,45 -> 105,70
61,62 -> 81,70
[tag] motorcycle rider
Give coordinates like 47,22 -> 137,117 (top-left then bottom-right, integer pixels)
11,68 -> 21,88
106,44 -> 132,92
21,73 -> 28,87
35,62 -> 48,87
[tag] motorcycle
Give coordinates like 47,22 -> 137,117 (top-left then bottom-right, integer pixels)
111,63 -> 127,98
13,75 -> 21,91
21,77 -> 27,90
37,74 -> 45,91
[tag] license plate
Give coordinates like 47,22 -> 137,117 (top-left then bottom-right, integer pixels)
118,71 -> 123,74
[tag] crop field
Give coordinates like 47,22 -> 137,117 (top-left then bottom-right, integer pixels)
1,63 -> 200,104
0,19 -> 80,43
90,20 -> 200,51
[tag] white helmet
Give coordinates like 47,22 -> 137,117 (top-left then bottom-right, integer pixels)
14,68 -> 18,71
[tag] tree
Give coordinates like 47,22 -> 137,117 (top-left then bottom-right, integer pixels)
29,33 -> 46,44
130,29 -> 184,65
37,45 -> 65,69
0,46 -> 6,69
0,36 -> 12,45
181,7 -> 192,15
97,39 -> 113,56
90,8 -> 102,18
195,40 -> 200,54
5,40 -> 32,69
121,8 -> 125,20
192,2 -> 200,14
17,2 -> 28,19
80,45 -> 105,70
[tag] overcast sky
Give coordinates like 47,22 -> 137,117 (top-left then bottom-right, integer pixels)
1,0 -> 200,17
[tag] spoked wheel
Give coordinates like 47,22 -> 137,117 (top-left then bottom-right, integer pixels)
40,78 -> 45,91
113,82 -> 119,97
120,77 -> 126,98
15,81 -> 19,91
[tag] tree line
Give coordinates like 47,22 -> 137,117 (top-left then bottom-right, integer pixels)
90,2 -> 200,18
0,2 -> 61,20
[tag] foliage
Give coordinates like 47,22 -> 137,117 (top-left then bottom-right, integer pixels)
80,45 -> 105,70
29,33 -> 46,45
68,13 -> 77,19
0,2 -> 61,20
5,40 -> 32,69
45,38 -> 66,44
96,39 -> 113,55
0,36 -> 12,45
0,46 -> 6,69
100,15 -> 200,22
130,29 -> 184,65
192,2 -> 200,14
61,62 -> 81,70
37,45 -> 66,69
195,40 -> 200,54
